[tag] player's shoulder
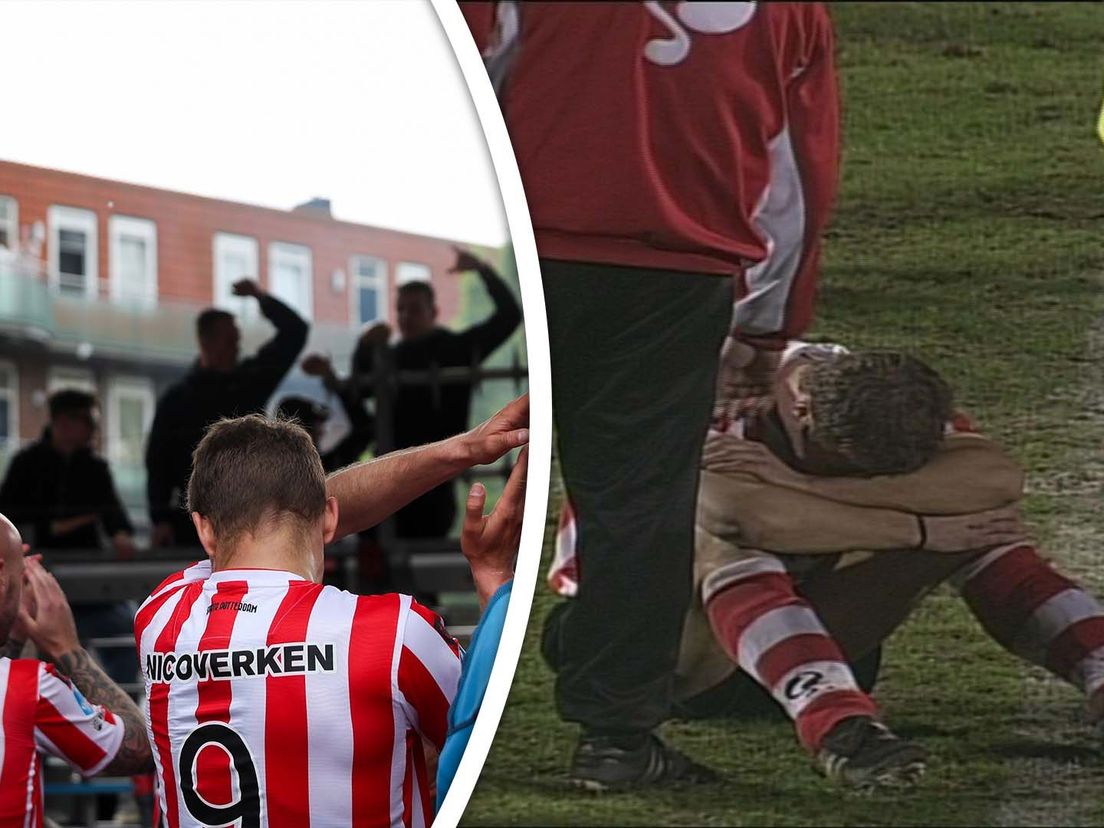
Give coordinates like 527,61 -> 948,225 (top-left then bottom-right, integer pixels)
147,563 -> 212,602
137,560 -> 212,617
0,655 -> 45,689
337,590 -> 454,645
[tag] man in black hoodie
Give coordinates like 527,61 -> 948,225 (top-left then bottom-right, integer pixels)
145,278 -> 308,548
0,389 -> 133,555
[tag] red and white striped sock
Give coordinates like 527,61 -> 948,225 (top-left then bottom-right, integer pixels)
953,543 -> 1104,699
704,556 -> 878,752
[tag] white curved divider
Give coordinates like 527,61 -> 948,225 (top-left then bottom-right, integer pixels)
429,2 -> 552,826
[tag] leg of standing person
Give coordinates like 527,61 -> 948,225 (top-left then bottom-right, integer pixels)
540,259 -> 731,787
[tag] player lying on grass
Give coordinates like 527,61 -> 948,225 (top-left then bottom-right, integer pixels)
691,343 -> 1104,789
136,395 -> 528,828
0,513 -> 153,826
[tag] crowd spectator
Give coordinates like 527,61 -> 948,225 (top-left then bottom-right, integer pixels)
0,389 -> 138,684
0,513 -> 154,827
0,390 -> 134,557
302,247 -> 521,539
146,278 -> 308,548
284,363 -> 375,473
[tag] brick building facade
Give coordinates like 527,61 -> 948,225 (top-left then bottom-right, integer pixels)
0,159 -> 500,526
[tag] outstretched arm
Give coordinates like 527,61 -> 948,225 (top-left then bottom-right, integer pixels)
328,394 -> 528,539
19,559 -> 153,775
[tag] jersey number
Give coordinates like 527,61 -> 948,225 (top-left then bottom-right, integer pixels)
178,722 -> 261,828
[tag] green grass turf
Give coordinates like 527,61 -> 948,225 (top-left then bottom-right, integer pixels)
462,3 -> 1104,825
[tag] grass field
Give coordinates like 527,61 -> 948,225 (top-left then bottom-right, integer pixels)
463,4 -> 1104,825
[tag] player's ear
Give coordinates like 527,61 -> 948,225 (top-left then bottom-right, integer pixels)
191,512 -> 218,562
793,388 -> 813,425
321,496 -> 339,544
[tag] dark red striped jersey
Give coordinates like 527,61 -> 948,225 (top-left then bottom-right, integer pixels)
461,1 -> 841,348
0,657 -> 125,827
135,562 -> 461,828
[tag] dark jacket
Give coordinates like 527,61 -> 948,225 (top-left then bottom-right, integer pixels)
356,263 -> 521,538
0,431 -> 132,550
364,264 -> 522,451
145,294 -> 309,526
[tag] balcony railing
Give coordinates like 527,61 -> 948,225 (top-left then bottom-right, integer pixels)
0,258 -> 359,367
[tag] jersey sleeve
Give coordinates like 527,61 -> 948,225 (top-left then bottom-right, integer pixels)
458,2 -> 499,55
33,663 -> 125,777
732,3 -> 840,350
396,601 -> 462,751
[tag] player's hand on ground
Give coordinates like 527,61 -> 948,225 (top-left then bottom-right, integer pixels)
449,247 -> 485,274
150,522 -> 174,548
921,506 -> 1028,553
713,339 -> 781,424
462,394 -> 529,466
17,558 -> 80,662
462,446 -> 527,609
702,430 -> 810,489
231,278 -> 263,298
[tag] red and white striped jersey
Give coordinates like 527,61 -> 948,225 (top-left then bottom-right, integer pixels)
135,562 -> 461,828
0,657 -> 125,827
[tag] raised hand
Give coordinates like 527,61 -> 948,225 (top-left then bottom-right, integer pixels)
448,246 -> 486,274
231,278 -> 262,298
358,322 -> 392,349
17,558 -> 80,662
462,446 -> 528,609
301,353 -> 335,378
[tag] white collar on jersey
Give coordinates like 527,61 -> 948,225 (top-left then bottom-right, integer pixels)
206,568 -> 309,585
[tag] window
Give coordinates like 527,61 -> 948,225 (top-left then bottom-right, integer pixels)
213,232 -> 259,318
0,196 -> 17,254
48,206 -> 99,298
105,377 -> 155,469
396,261 -> 431,285
350,255 -> 388,325
0,361 -> 19,470
269,242 -> 313,320
47,367 -> 97,397
109,216 -> 158,306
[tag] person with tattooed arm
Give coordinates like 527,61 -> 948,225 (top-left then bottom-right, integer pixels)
0,513 -> 153,826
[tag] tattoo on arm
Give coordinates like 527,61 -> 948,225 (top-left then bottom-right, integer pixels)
53,648 -> 154,774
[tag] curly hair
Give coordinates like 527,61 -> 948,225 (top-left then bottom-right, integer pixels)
802,351 -> 953,476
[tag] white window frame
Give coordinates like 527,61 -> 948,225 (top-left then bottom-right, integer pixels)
109,215 -> 158,307
395,261 -> 431,285
349,255 -> 389,326
0,196 -> 18,255
47,205 -> 99,299
104,375 -> 156,468
0,359 -> 20,456
46,367 -> 97,397
268,242 -> 314,321
212,232 -> 260,319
